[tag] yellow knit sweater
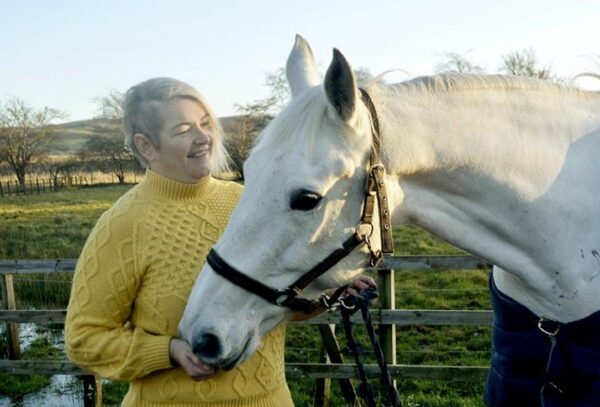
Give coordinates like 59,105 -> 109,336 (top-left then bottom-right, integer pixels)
65,169 -> 292,406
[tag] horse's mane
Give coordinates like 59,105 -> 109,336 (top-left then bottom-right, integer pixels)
386,73 -> 593,96
252,86 -> 372,156
252,73 -> 598,158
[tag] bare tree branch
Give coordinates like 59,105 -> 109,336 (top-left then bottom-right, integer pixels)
435,52 -> 486,74
500,49 -> 552,79
0,98 -> 67,185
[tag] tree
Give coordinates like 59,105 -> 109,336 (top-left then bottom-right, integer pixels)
81,91 -> 139,184
435,52 -> 486,74
35,157 -> 80,188
500,49 -> 552,79
227,69 -> 290,179
227,101 -> 272,179
93,89 -> 123,120
0,98 -> 67,185
262,67 -> 290,112
80,128 -> 138,184
353,67 -> 376,84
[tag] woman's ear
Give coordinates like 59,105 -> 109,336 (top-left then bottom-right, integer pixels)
133,133 -> 156,163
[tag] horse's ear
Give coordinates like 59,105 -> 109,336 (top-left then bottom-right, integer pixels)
324,48 -> 357,122
286,34 -> 320,98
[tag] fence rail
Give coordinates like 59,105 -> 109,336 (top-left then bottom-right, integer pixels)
0,255 -> 492,274
1,255 -> 493,406
0,309 -> 495,326
0,360 -> 489,381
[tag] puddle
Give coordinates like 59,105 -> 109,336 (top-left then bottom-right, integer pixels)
0,375 -> 82,406
1,325 -> 83,406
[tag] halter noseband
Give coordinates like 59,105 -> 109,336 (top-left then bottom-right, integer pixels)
206,88 -> 394,314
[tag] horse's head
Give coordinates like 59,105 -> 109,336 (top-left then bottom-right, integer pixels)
179,35 -> 385,369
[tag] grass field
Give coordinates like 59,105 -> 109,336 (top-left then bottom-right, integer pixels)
0,185 -> 491,406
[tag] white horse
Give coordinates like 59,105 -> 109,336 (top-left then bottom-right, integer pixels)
179,36 -> 600,402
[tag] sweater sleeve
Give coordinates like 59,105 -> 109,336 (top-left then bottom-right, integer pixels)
65,205 -> 172,381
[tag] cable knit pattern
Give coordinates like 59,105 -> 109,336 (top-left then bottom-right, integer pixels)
65,169 -> 292,406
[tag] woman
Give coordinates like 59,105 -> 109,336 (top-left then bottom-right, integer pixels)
65,77 -> 295,406
65,77 -> 376,406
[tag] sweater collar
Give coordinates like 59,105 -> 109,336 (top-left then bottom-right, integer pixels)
140,168 -> 216,200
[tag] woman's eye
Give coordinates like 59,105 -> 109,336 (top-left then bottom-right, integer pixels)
290,189 -> 323,211
175,126 -> 190,135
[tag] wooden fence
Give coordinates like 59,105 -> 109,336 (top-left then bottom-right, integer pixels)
0,172 -> 142,197
0,256 -> 493,406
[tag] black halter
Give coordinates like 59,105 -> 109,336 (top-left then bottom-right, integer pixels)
206,88 -> 394,314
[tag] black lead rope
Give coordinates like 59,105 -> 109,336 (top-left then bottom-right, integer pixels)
340,288 -> 401,407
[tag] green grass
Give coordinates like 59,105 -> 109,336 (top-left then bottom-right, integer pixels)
0,185 -> 129,259
0,185 -> 491,406
0,185 -> 131,310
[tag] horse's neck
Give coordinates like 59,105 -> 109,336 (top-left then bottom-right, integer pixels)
379,82 -> 600,321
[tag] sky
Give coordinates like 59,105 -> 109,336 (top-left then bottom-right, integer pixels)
1,0 -> 600,122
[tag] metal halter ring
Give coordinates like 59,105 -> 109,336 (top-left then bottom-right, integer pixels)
538,317 -> 561,337
274,288 -> 299,306
356,222 -> 375,240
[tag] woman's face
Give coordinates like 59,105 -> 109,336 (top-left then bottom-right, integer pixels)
149,98 -> 213,183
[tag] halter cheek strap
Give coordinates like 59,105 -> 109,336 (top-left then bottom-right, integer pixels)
207,233 -> 365,313
206,88 -> 393,314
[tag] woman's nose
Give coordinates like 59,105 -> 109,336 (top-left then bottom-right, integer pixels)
193,124 -> 211,143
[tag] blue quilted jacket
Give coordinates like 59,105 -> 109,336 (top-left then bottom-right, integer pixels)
485,274 -> 600,407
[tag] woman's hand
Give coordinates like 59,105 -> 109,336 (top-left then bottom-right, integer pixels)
292,275 -> 378,321
169,338 -> 219,381
324,275 -> 378,298
344,275 -> 377,296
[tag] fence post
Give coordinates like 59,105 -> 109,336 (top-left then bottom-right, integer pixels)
36,177 -> 40,193
0,180 -> 3,198
377,268 -> 397,391
0,273 -> 21,359
14,180 -> 19,195
316,324 -> 357,406
314,325 -> 333,407
81,375 -> 101,407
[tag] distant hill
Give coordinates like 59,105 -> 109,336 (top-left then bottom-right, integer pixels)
51,118 -> 115,155
50,115 -> 254,155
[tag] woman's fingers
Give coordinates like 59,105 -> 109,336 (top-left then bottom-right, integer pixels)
171,338 -> 219,381
183,357 -> 217,380
185,348 -> 201,365
355,275 -> 377,288
348,275 -> 377,294
346,287 -> 359,296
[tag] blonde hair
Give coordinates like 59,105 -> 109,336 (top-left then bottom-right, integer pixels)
122,77 -> 230,175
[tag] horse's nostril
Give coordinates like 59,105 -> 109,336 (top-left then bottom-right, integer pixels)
192,333 -> 221,359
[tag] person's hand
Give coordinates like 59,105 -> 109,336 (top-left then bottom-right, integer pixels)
344,275 -> 377,297
324,275 -> 378,298
169,338 -> 218,381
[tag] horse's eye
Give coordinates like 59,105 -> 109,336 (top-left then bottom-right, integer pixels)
290,189 -> 323,211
